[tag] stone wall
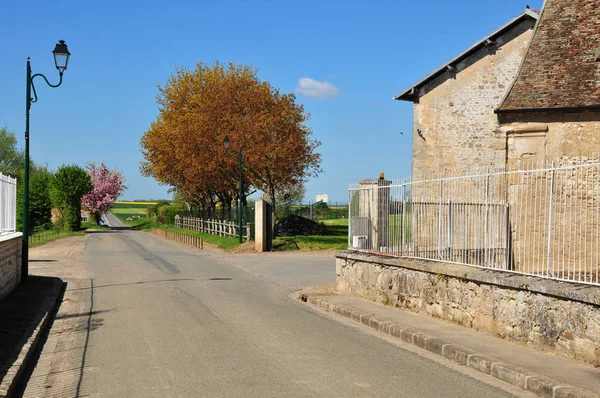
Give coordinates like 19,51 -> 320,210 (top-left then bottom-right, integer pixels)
412,19 -> 535,178
336,250 -> 600,366
0,233 -> 22,301
498,110 -> 600,166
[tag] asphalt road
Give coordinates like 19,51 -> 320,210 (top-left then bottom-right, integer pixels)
21,221 -> 527,397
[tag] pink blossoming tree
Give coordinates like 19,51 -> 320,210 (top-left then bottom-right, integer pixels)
82,162 -> 126,225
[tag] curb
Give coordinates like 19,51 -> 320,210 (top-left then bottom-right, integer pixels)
0,280 -> 65,398
301,294 -> 599,398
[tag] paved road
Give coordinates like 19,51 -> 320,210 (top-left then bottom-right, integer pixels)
21,227 -> 527,397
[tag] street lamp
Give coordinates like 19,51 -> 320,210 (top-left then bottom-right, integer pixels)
223,136 -> 244,243
22,40 -> 71,283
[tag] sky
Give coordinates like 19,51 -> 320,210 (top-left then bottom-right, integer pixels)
0,0 -> 544,203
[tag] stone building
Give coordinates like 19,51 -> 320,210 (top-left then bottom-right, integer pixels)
392,1 -> 600,279
496,0 -> 600,167
395,9 -> 539,178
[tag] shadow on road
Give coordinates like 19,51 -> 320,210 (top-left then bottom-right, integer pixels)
0,276 -> 64,396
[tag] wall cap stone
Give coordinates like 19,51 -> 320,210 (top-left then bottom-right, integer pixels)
336,250 -> 600,307
0,232 -> 22,243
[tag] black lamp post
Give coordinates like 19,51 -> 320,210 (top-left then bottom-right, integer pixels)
22,40 -> 71,283
223,136 -> 244,244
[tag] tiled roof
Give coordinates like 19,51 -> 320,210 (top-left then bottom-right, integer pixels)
498,0 -> 600,112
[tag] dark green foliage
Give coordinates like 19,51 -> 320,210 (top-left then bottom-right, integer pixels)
0,127 -> 23,178
51,165 -> 93,231
275,215 -> 327,236
157,203 -> 183,225
28,167 -> 53,230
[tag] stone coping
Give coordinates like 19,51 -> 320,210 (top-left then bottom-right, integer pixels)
0,232 -> 22,244
336,250 -> 600,307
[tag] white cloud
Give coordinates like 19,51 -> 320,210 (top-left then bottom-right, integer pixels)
295,77 -> 342,99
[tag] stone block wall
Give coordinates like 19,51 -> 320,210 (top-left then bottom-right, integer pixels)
0,233 -> 22,301
412,19 -> 535,178
336,250 -> 600,366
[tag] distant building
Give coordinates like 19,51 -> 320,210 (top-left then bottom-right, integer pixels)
316,194 -> 329,204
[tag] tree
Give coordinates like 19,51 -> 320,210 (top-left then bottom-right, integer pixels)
81,162 -> 126,224
0,127 -> 23,178
140,61 -> 322,235
51,165 -> 92,231
29,166 -> 53,229
275,182 -> 306,220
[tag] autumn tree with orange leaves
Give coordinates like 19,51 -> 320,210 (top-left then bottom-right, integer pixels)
140,62 -> 322,234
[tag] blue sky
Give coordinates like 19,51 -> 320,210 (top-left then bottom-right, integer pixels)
0,0 -> 543,203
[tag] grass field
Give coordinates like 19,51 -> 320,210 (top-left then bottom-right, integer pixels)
113,209 -> 351,252
272,218 -> 348,251
111,202 -> 156,222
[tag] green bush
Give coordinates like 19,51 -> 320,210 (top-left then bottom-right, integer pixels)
157,204 -> 183,225
51,165 -> 92,231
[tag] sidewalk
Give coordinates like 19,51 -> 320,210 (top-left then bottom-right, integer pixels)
301,292 -> 600,398
0,276 -> 64,398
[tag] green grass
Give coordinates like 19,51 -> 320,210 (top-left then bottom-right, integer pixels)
112,212 -> 350,252
28,222 -> 110,248
272,235 -> 347,251
28,230 -> 83,248
110,212 -> 241,250
272,218 -> 348,251
320,218 -> 348,226
110,206 -> 149,222
112,210 -> 152,227
159,226 -> 241,250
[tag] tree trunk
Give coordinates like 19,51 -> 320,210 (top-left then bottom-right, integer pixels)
92,211 -> 102,225
269,187 -> 277,237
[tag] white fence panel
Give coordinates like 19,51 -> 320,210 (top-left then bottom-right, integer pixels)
175,215 -> 250,241
349,158 -> 600,286
0,173 -> 17,234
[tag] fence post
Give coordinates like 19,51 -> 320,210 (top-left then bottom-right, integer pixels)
438,180 -> 443,258
448,199 -> 452,260
401,184 -> 406,255
484,172 -> 490,267
546,162 -> 556,276
246,223 -> 250,241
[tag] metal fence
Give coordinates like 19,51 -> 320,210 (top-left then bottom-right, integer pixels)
0,173 -> 17,234
175,215 -> 251,241
277,201 -> 348,221
349,158 -> 600,286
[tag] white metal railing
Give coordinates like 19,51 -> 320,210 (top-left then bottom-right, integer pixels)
0,173 -> 17,234
349,158 -> 600,286
175,215 -> 250,241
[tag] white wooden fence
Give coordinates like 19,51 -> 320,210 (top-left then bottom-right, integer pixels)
0,173 -> 17,234
175,215 -> 250,241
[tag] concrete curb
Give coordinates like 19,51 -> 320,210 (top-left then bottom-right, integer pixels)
0,280 -> 65,398
302,294 -> 599,398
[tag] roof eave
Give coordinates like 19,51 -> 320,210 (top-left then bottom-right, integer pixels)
394,10 -> 540,102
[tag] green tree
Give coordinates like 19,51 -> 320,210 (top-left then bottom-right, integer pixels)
29,166 -> 54,229
0,127 -> 23,178
51,165 -> 92,231
17,166 -> 54,232
275,182 -> 306,220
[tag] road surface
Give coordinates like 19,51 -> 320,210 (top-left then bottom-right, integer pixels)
20,221 -> 529,397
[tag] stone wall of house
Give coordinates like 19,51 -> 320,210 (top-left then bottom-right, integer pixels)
413,19 -> 535,178
499,110 -> 600,165
336,250 -> 600,366
0,233 -> 22,301
498,111 -> 600,280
